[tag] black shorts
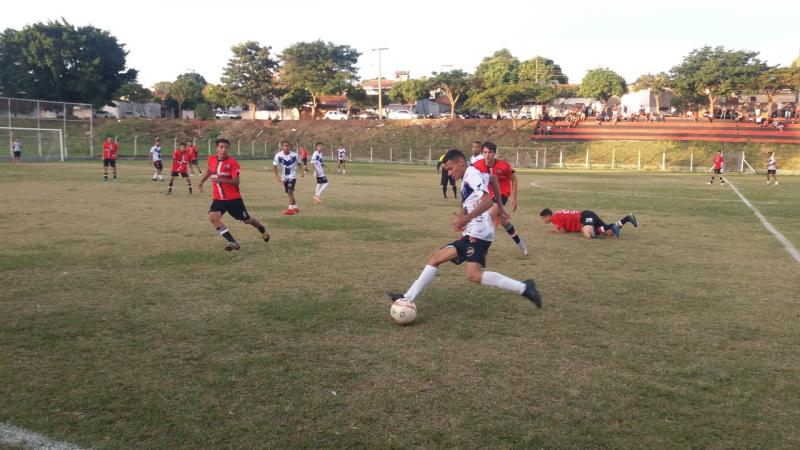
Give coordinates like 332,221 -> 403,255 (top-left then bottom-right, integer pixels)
209,198 -> 250,221
500,195 -> 509,206
713,168 -> 722,174
580,210 -> 609,231
191,159 -> 199,165
302,158 -> 308,165
767,169 -> 776,175
103,159 -> 116,167
316,176 -> 328,184
445,236 -> 492,267
338,159 -> 346,164
440,171 -> 455,186
171,171 -> 188,177
154,160 -> 163,170
283,179 -> 297,193
13,151 -> 21,157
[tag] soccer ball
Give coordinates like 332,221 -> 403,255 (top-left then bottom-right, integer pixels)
390,299 -> 417,325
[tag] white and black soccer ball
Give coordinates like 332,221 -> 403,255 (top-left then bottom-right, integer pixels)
390,299 -> 417,326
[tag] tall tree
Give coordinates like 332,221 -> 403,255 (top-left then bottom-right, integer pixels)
221,41 -> 280,120
750,67 -> 793,114
280,87 -> 312,114
465,83 -> 555,129
388,78 -> 430,111
202,84 -> 235,110
0,20 -> 136,107
578,68 -> 628,108
631,72 -> 671,113
431,70 -> 471,118
518,56 -> 568,84
170,72 -> 206,118
280,40 -> 360,119
473,49 -> 519,89
670,46 -> 767,115
345,85 -> 368,115
115,82 -> 153,116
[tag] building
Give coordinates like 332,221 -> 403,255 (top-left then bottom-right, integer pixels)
361,71 -> 410,96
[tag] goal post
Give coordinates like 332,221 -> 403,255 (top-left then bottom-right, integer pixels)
1,127 -> 65,161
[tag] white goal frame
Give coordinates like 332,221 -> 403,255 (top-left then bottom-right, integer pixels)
1,127 -> 65,161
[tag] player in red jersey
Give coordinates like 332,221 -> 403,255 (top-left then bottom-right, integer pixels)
102,136 -> 119,181
198,138 -> 269,251
708,150 -> 726,185
472,141 -> 528,256
539,208 -> 637,239
187,142 -> 201,176
299,145 -> 309,173
167,143 -> 192,195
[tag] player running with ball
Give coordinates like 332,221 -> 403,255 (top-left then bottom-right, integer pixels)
388,149 -> 541,308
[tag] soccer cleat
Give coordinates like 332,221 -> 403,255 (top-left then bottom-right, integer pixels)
627,213 -> 638,228
283,209 -> 295,216
521,279 -> 542,308
262,232 -> 270,243
774,182 -> 779,186
224,241 -> 241,251
517,238 -> 529,256
611,223 -> 620,238
292,208 -> 300,214
314,196 -> 322,204
765,181 -> 770,185
387,292 -> 405,302
706,181 -> 713,184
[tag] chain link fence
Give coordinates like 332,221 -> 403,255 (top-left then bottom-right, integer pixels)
0,97 -> 93,160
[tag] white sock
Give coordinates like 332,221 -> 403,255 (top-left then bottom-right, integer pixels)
318,183 -> 329,196
481,271 -> 525,294
315,184 -> 321,196
404,265 -> 438,301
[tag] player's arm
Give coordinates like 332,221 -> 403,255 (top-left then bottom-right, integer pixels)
488,174 -> 508,218
216,170 -> 240,186
509,171 -> 518,212
548,225 -> 566,234
197,169 -> 212,192
299,161 -> 305,178
272,164 -> 281,183
453,191 -> 495,231
436,160 -> 442,172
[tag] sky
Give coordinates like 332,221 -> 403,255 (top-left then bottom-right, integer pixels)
4,0 -> 800,88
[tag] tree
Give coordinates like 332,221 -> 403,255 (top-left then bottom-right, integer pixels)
195,103 -> 213,120
280,87 -> 312,113
750,67 -> 794,114
115,82 -> 153,116
202,84 -> 235,110
518,56 -> 568,84
221,41 -> 280,120
670,46 -> 767,115
388,78 -> 430,111
345,85 -> 368,114
431,70 -> 471,118
280,40 -> 360,119
465,83 -> 555,129
578,68 -> 628,108
0,20 -> 136,107
474,49 -> 519,89
631,72 -> 671,113
171,72 -> 206,118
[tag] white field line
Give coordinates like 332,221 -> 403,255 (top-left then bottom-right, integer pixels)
0,422 -> 86,450
727,181 -> 800,264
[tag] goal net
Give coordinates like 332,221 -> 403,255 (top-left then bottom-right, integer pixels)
0,127 -> 65,161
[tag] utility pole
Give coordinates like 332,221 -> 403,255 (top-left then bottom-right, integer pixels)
371,48 -> 388,119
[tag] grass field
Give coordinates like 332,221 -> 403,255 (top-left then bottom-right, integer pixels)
1,161 -> 799,449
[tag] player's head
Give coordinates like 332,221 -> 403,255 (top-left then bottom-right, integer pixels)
280,140 -> 290,153
105,135 -> 113,142
442,149 -> 468,180
482,141 -> 497,164
180,142 -> 186,148
539,208 -> 553,224
315,141 -> 324,151
471,141 -> 482,156
215,138 -> 230,157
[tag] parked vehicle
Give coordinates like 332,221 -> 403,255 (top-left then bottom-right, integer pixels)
323,111 -> 349,120
93,110 -> 117,119
354,111 -> 379,120
215,111 -> 242,119
388,110 -> 422,120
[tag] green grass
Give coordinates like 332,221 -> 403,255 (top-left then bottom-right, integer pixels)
1,161 -> 799,449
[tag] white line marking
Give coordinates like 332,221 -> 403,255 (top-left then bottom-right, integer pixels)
0,421 -> 86,450
727,181 -> 800,264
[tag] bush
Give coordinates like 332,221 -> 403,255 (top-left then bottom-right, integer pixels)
195,103 -> 213,120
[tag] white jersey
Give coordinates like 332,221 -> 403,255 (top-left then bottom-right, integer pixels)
150,145 -> 162,161
12,141 -> 22,152
311,150 -> 325,177
768,155 -> 777,171
337,148 -> 347,161
273,150 -> 299,181
460,165 -> 494,241
470,153 -> 484,165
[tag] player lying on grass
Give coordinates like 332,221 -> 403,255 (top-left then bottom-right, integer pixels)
539,208 -> 637,239
388,149 -> 541,308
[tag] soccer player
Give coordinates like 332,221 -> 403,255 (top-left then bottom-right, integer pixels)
311,142 -> 329,203
187,141 -> 201,176
273,140 -> 304,215
11,138 -> 21,163
299,145 -> 309,173
539,208 -> 637,240
708,150 -> 726,185
388,149 -> 541,308
150,138 -> 164,181
102,136 -> 119,181
473,141 -> 528,256
436,153 -> 457,199
765,151 -> 778,186
336,144 -> 347,174
198,138 -> 269,251
469,140 -> 484,165
167,142 -> 192,194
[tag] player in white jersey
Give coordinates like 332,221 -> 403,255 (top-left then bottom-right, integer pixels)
311,142 -> 329,203
336,144 -> 347,174
150,138 -> 164,181
273,140 -> 304,215
388,148 -> 541,309
469,140 -> 484,165
11,138 -> 22,163
765,152 -> 778,186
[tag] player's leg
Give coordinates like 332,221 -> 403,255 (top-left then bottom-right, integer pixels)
288,181 -> 298,212
103,160 -> 109,181
315,176 -> 329,202
208,209 -> 239,250
167,172 -> 177,194
243,215 -> 270,242
495,200 -> 527,255
183,172 -> 192,193
390,246 -> 459,303
111,160 -> 117,180
440,171 -> 449,198
464,240 -> 541,307
450,176 -> 457,199
342,161 -> 346,175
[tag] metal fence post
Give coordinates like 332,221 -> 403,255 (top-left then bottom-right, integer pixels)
429,147 -> 432,163
535,150 -> 538,168
237,140 -> 241,156
409,147 -> 412,163
251,141 -> 255,156
516,150 -> 519,167
389,146 -> 392,162
543,148 -> 547,169
585,148 -> 590,169
208,139 -> 212,156
559,148 -> 563,168
612,149 -> 615,169
134,135 -> 138,157
370,147 -> 373,163
690,151 -> 694,172
264,141 -> 267,156
173,137 -> 177,149
740,151 -> 745,173
637,150 -> 641,170
662,152 -> 666,171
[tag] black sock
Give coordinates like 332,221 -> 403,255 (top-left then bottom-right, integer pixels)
621,216 -> 630,225
504,224 -> 521,243
189,186 -> 193,193
103,174 -> 108,179
217,225 -> 235,243
452,186 -> 457,198
442,186 -> 447,198
257,224 -> 266,233
113,174 -> 117,179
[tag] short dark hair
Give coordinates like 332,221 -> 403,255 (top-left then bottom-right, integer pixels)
216,138 -> 230,146
472,141 -> 482,146
180,142 -> 186,146
315,142 -> 324,147
442,148 -> 466,163
539,208 -> 553,217
280,140 -> 290,146
482,141 -> 497,153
